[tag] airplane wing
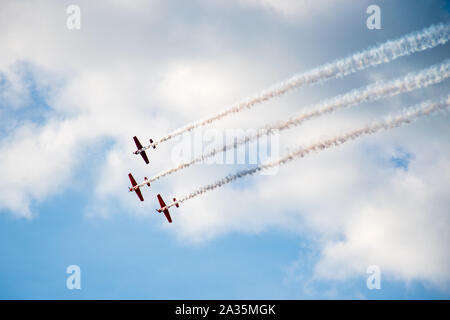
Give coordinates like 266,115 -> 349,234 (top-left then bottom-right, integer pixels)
163,209 -> 172,223
128,173 -> 138,187
133,136 -> 143,149
140,152 -> 149,164
140,151 -> 150,164
157,194 -> 172,223
157,194 -> 166,208
135,188 -> 144,202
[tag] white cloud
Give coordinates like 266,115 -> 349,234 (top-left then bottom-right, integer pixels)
0,118 -> 88,217
0,0 -> 449,294
314,157 -> 450,288
0,63 -> 32,109
235,0 -> 351,19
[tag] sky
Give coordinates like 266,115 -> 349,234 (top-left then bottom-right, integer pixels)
0,0 -> 449,299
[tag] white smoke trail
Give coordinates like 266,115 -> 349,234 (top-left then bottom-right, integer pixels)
159,95 -> 450,211
140,60 -> 450,187
140,22 -> 450,151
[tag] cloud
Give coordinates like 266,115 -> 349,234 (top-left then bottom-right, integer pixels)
235,0 -> 350,19
0,0 -> 449,294
314,157 -> 450,289
164,114 -> 450,289
0,118 -> 86,217
0,63 -> 33,109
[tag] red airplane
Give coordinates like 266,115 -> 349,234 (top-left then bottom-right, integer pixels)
156,194 -> 179,223
128,173 -> 150,201
133,136 -> 155,164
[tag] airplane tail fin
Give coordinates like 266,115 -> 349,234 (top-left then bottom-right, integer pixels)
173,198 -> 179,208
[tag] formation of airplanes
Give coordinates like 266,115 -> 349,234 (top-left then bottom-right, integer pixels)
128,136 -> 178,223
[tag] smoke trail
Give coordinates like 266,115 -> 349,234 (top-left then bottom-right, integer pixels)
159,95 -> 450,211
141,22 -> 450,151
140,60 -> 450,187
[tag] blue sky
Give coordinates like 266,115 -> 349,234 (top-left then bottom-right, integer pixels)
1,189 -> 448,299
0,0 -> 449,299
